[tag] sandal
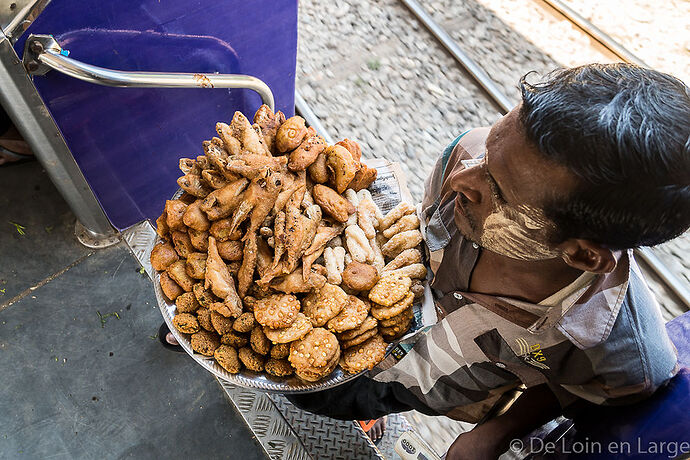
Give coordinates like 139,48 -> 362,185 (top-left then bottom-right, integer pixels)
359,418 -> 386,445
158,323 -> 184,352
0,146 -> 34,166
0,125 -> 35,166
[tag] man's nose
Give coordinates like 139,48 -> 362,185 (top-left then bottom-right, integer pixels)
449,166 -> 484,204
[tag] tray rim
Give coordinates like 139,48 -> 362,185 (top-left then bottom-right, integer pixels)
153,266 -> 370,393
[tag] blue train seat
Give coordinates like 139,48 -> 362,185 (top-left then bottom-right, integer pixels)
565,311 -> 690,459
15,0 -> 298,230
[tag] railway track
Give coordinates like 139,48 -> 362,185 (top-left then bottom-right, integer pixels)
398,0 -> 690,311
296,0 -> 688,319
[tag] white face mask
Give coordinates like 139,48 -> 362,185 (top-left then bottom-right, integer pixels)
480,203 -> 562,260
469,154 -> 562,261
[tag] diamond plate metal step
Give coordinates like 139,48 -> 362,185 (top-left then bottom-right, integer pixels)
218,378 -> 413,460
122,219 -> 409,460
121,219 -> 157,280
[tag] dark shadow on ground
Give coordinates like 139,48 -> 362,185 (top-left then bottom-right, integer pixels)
0,161 -> 265,459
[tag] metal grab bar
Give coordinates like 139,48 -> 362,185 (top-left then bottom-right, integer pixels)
23,34 -> 275,111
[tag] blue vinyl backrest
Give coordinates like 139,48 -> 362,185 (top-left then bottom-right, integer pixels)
17,0 -> 298,230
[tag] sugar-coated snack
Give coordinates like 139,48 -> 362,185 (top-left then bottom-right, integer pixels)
302,284 -> 348,327
263,312 -> 313,344
327,295 -> 369,333
368,274 -> 412,307
253,293 -> 301,329
341,327 -> 379,349
371,292 -> 415,320
341,334 -> 387,374
338,316 -> 378,341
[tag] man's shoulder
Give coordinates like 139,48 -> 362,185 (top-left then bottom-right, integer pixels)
422,128 -> 491,211
441,128 -> 491,176
588,257 -> 678,387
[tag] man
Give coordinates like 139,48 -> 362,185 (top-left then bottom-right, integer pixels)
288,63 -> 689,459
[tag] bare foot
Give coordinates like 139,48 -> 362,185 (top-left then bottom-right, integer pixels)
364,416 -> 387,443
166,332 -> 179,346
0,126 -> 33,165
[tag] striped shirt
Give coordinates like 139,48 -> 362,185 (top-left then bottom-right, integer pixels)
369,130 -> 678,422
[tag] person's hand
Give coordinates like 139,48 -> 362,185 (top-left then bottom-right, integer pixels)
445,427 -> 505,460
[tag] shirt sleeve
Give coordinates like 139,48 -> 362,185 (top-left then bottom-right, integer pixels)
549,276 -> 679,407
421,131 -> 470,213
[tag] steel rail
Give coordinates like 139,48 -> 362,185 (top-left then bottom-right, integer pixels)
398,0 -> 513,114
0,31 -> 118,241
540,0 -> 648,67
294,90 -> 335,144
636,248 -> 690,310
397,0 -> 688,310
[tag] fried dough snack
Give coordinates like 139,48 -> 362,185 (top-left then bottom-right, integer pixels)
341,261 -> 379,291
263,313 -> 313,344
153,105 -> 434,383
271,267 -> 327,294
384,263 -> 428,280
218,111 -> 270,156
276,116 -> 308,153
379,202 -> 415,231
202,169 -> 229,189
165,200 -> 188,231
253,105 -> 286,154
288,127 -> 327,171
201,178 -> 249,221
345,225 -> 374,263
335,139 -> 362,165
150,242 -> 179,271
348,163 -> 378,191
313,184 -> 355,222
307,152 -> 329,184
341,334 -> 386,373
381,230 -> 423,258
171,231 -> 194,258
302,283 -> 348,327
177,173 -> 211,198
325,145 -> 357,194
356,190 -> 380,239
382,213 -> 420,239
183,200 -> 211,231
383,248 -> 422,272
368,274 -> 412,307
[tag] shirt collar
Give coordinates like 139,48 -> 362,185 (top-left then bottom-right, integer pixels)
530,250 -> 631,348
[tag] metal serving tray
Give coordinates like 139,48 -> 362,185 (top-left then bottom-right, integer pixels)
152,157 -> 425,393
153,266 -> 366,393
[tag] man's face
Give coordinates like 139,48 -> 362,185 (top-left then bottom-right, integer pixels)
447,105 -> 578,260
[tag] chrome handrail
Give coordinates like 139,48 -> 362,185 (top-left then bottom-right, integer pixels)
24,34 -> 274,111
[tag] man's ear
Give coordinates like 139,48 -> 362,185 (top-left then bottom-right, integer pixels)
557,239 -> 617,274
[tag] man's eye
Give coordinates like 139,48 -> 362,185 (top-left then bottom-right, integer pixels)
485,170 -> 507,204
